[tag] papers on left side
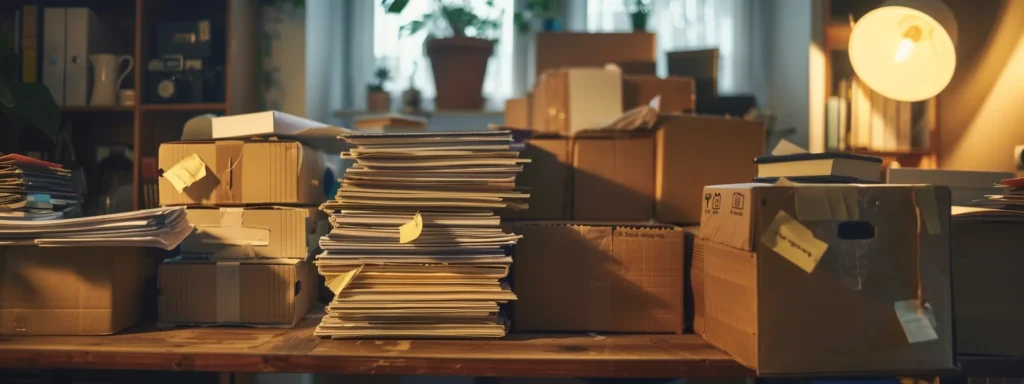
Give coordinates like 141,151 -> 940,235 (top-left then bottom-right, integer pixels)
0,206 -> 192,250
0,154 -> 81,220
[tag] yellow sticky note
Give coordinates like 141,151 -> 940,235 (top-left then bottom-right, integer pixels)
399,212 -> 423,244
894,299 -> 939,343
326,267 -> 361,296
163,154 -> 207,193
760,210 -> 829,273
914,186 -> 941,235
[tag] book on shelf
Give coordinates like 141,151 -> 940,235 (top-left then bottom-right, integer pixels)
836,76 -> 934,154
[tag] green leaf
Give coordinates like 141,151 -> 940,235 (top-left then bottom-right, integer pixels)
382,0 -> 409,13
0,83 -> 12,108
3,83 -> 60,142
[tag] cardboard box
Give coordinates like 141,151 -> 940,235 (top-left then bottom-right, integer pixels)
0,247 -> 150,335
656,115 -> 764,224
158,258 -> 315,327
952,220 -> 1024,357
699,183 -> 955,374
158,140 -> 325,206
573,135 -> 654,220
536,33 -> 656,75
887,168 -> 1014,206
685,226 -> 704,335
504,97 -> 531,129
503,138 -> 570,220
532,68 -> 623,135
513,223 -> 684,333
181,206 -> 324,259
624,75 -> 696,113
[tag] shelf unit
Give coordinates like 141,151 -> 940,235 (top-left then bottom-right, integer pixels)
3,0 -> 258,212
822,0 -> 940,169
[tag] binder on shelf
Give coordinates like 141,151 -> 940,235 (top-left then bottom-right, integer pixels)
42,7 -> 65,106
64,8 -> 119,107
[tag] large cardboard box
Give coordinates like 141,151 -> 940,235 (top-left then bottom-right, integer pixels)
158,258 -> 315,327
699,183 -> 955,374
536,33 -> 656,75
0,247 -> 150,335
504,97 -> 531,129
952,220 -> 1024,357
513,223 -> 684,333
504,138 -> 570,220
656,115 -> 764,224
159,140 -> 325,206
181,206 -> 324,259
573,135 -> 655,220
532,68 -> 622,136
624,75 -> 696,113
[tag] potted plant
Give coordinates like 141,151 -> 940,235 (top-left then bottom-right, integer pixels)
513,0 -> 562,33
367,66 -> 392,112
383,0 -> 503,110
0,53 -> 60,154
626,0 -> 651,32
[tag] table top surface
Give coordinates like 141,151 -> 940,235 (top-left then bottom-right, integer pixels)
0,314 -> 751,378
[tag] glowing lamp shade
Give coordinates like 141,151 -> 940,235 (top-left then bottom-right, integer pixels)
849,0 -> 957,102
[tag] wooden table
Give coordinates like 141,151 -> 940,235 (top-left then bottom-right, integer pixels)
0,315 -> 752,378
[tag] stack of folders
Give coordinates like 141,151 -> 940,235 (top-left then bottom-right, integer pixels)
0,154 -> 80,220
973,177 -> 1024,209
315,131 -> 530,339
0,207 -> 192,249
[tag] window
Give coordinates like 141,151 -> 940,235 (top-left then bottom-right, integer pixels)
373,0 -> 516,110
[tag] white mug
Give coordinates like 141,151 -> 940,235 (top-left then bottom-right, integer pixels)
89,54 -> 134,106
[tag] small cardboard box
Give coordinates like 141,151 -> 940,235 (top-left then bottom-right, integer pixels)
684,226 -> 704,335
656,115 -> 764,224
181,206 -> 324,259
0,247 -> 150,335
573,135 -> 655,221
536,32 -> 656,75
158,140 -> 325,206
624,75 -> 696,113
503,138 -> 570,220
504,97 -> 531,129
532,68 -> 623,136
158,258 -> 315,327
699,183 -> 955,375
952,220 -> 1024,357
513,223 -> 684,333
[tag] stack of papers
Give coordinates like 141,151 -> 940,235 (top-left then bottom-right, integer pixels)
952,206 -> 1024,223
0,207 -> 193,250
972,177 -> 1024,209
315,131 -> 529,339
0,154 -> 80,220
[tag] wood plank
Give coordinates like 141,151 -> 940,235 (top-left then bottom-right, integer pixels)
0,316 -> 750,377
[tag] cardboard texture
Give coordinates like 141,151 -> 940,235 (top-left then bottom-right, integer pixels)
532,68 -> 623,136
0,247 -> 149,335
952,221 -> 1024,357
656,114 -> 765,224
504,97 -> 530,129
699,183 -> 955,374
158,258 -> 315,327
513,223 -> 684,333
158,140 -> 325,206
624,76 -> 696,113
535,33 -> 656,75
573,135 -> 655,221
181,206 -> 323,259
686,227 -> 705,336
503,138 -> 570,219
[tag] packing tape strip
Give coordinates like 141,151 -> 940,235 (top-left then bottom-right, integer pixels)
220,207 -> 244,227
216,262 -> 241,323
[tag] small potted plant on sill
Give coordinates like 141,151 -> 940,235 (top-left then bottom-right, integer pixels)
383,0 -> 503,110
0,53 -> 60,153
627,0 -> 651,33
513,0 -> 562,33
367,66 -> 392,112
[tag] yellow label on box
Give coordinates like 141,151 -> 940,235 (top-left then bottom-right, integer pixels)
163,154 -> 207,193
760,210 -> 829,273
894,299 -> 939,343
399,212 -> 423,244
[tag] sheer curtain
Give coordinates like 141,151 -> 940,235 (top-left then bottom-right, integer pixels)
586,0 -> 757,96
373,0 -> 516,110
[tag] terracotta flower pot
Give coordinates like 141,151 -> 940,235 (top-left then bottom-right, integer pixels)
426,37 -> 494,110
367,91 -> 391,112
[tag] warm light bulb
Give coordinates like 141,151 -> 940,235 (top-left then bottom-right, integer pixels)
894,37 -> 914,63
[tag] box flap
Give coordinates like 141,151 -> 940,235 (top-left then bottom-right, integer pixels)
181,206 -> 317,259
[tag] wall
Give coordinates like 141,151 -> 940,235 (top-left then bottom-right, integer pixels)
761,0 -> 814,150
261,4 -> 306,116
938,0 -> 1024,171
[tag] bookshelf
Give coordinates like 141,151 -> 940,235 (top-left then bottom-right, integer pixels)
3,0 -> 258,212
822,0 -> 940,169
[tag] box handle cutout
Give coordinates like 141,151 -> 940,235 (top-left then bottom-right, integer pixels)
294,281 -> 302,297
837,221 -> 875,240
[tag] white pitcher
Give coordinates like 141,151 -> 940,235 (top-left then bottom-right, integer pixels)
89,54 -> 133,106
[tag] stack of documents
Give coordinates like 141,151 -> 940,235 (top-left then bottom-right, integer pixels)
0,154 -> 80,220
315,131 -> 529,339
0,207 -> 192,250
972,177 -> 1024,209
